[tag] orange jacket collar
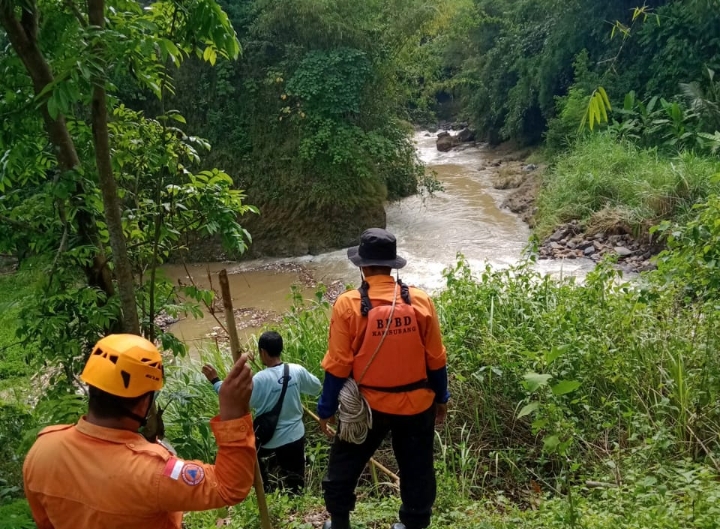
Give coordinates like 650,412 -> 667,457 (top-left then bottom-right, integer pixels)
364,274 -> 395,287
75,417 -> 145,444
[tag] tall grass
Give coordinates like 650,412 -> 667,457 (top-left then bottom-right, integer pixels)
536,134 -> 720,237
437,257 -> 720,465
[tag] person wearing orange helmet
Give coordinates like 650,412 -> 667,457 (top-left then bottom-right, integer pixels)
22,334 -> 257,529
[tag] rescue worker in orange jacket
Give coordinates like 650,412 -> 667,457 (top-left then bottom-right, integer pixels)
23,334 -> 257,529
318,228 -> 450,529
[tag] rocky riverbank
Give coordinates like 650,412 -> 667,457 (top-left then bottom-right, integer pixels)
538,221 -> 659,273
157,261 -> 346,340
433,129 -> 662,274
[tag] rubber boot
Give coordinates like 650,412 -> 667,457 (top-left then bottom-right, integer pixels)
322,516 -> 350,529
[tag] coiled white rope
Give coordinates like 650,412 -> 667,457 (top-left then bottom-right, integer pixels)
337,279 -> 399,444
337,378 -> 373,444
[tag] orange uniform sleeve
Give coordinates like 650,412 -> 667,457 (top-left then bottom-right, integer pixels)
417,292 -> 447,371
25,491 -> 54,529
156,414 -> 256,512
321,296 -> 355,378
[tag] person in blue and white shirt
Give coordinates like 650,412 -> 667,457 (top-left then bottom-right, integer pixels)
203,331 -> 321,494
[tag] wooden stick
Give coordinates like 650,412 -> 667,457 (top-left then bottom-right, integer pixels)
303,406 -> 400,486
218,270 -> 273,529
219,270 -> 242,363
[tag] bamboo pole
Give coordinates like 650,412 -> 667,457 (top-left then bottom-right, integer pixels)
219,270 -> 273,529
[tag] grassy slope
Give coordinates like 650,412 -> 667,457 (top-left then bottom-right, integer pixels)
536,134 -> 720,238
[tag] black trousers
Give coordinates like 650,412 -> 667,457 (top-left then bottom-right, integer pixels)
322,405 -> 437,529
258,436 -> 306,495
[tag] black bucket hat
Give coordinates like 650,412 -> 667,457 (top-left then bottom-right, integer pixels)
347,228 -> 407,269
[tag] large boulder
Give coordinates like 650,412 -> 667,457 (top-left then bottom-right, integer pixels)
457,127 -> 476,142
427,124 -> 438,133
436,134 -> 456,152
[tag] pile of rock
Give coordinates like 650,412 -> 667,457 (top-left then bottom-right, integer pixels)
538,221 -> 658,273
436,128 -> 477,152
154,311 -> 179,332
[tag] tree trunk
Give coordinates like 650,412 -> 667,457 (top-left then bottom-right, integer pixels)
0,2 -> 116,299
87,0 -> 140,335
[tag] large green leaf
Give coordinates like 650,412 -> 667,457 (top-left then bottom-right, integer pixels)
551,380 -> 581,396
523,372 -> 552,392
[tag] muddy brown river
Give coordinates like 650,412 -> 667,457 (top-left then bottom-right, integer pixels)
165,132 -> 594,347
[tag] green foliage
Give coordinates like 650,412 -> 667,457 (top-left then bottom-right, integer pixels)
632,0 -> 720,100
428,0 -> 720,147
0,0 -> 255,388
536,134 -> 720,238
544,87 -> 591,154
580,87 -> 611,132
0,500 -> 34,529
608,91 -> 711,153
287,49 -> 371,118
18,283 -> 121,388
163,0 -> 441,251
436,1 -> 639,144
654,192 -> 720,302
680,68 -> 720,133
0,403 -> 35,504
162,364 -> 221,461
280,285 -> 334,370
0,268 -> 40,390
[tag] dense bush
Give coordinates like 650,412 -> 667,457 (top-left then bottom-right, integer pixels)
144,0 -> 445,255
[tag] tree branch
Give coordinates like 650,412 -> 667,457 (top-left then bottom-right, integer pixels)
0,214 -> 38,230
87,0 -> 140,335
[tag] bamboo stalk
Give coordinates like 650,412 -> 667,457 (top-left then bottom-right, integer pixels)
218,270 -> 273,529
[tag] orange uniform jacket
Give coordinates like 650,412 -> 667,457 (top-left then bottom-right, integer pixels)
321,274 -> 447,415
23,414 -> 256,529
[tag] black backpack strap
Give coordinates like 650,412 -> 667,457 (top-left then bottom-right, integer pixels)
398,278 -> 411,305
270,363 -> 291,415
359,280 -> 373,316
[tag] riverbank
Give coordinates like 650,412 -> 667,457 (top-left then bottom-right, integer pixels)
434,130 -> 720,274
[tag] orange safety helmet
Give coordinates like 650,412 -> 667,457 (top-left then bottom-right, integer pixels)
81,334 -> 164,398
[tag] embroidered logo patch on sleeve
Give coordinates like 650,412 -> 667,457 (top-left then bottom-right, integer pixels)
181,463 -> 205,486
